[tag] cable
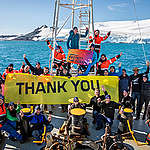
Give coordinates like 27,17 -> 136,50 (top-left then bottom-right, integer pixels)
132,0 -> 147,63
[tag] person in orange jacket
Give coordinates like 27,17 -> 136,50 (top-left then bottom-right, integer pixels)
46,40 -> 69,75
97,52 -> 122,75
89,30 -> 111,59
2,64 -> 18,79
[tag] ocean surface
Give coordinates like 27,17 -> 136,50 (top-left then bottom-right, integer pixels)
0,41 -> 150,76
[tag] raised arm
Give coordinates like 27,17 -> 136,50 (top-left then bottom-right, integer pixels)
109,52 -> 122,64
67,30 -> 73,49
23,54 -> 35,72
101,31 -> 111,41
81,27 -> 89,38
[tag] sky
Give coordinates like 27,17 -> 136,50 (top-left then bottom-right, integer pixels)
0,0 -> 149,35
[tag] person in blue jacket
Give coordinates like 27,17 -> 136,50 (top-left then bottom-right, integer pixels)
108,62 -> 122,76
67,27 -> 89,49
20,106 -> 53,141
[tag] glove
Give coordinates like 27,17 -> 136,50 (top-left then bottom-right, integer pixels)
107,31 -> 111,36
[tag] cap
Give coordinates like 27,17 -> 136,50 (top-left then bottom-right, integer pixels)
36,62 -> 40,65
0,95 -> 3,100
105,95 -> 111,99
73,26 -> 78,30
143,74 -> 148,79
8,64 -> 13,67
8,102 -> 14,106
123,89 -> 128,93
73,97 -> 79,102
133,67 -> 139,71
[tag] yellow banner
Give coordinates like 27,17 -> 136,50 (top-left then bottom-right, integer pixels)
4,74 -> 119,104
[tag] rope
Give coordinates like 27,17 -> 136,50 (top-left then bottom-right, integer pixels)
127,120 -> 148,146
132,0 -> 147,63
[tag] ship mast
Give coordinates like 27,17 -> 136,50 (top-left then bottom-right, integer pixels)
50,0 -> 94,74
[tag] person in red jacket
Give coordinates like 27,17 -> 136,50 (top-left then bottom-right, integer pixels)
89,30 -> 111,59
97,52 -> 122,75
46,40 -> 67,75
2,64 -> 18,79
19,62 -> 30,74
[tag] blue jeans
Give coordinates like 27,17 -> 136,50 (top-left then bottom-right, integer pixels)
132,92 -> 141,116
32,124 -> 53,141
0,121 -> 22,141
94,111 -> 113,128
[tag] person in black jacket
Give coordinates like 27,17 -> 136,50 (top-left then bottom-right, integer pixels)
23,54 -> 43,75
87,86 -> 108,124
140,74 -> 150,120
119,69 -> 130,102
60,67 -> 72,112
129,61 -> 149,120
120,90 -> 133,109
96,95 -> 120,130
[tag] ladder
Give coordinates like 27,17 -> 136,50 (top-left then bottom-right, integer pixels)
78,0 -> 92,49
50,0 -> 94,72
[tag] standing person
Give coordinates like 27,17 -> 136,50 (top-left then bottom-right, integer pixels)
60,67 -> 72,112
0,95 -> 23,143
119,69 -> 130,102
87,86 -> 108,124
23,54 -> 43,75
89,30 -> 111,59
130,61 -> 149,120
140,74 -> 150,120
97,52 -> 122,75
109,62 -> 122,76
67,27 -> 89,50
41,67 -> 52,114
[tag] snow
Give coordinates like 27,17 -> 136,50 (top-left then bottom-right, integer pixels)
1,19 -> 150,43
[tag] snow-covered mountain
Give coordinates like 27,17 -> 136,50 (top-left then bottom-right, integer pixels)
0,19 -> 150,43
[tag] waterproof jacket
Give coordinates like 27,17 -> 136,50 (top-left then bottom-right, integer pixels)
0,103 -> 6,127
109,67 -> 122,76
97,54 -> 121,75
24,57 -> 44,75
67,30 -> 88,49
23,113 -> 50,130
141,81 -> 150,97
129,66 -> 149,92
100,101 -> 120,120
87,91 -> 108,113
6,104 -> 21,121
2,70 -> 18,79
119,74 -> 130,92
89,33 -> 109,45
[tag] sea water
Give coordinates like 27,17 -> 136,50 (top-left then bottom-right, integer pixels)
0,41 -> 150,76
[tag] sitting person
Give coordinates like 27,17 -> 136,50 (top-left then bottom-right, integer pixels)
86,86 -> 108,124
6,102 -> 21,130
96,95 -> 120,130
117,90 -> 133,133
20,106 -> 53,141
0,95 -> 23,143
67,97 -> 89,135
